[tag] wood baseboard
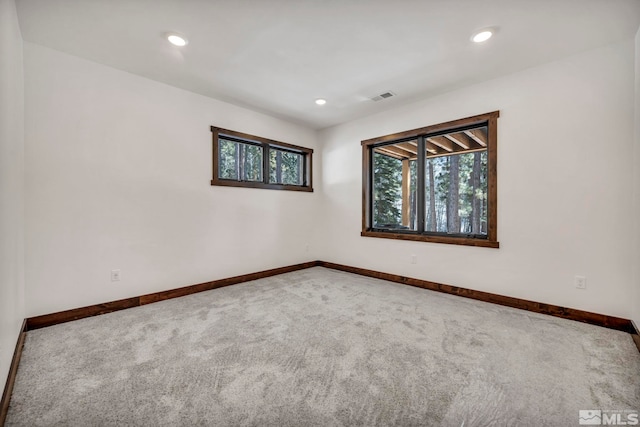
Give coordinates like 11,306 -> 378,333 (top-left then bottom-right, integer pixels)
318,261 -> 636,334
0,319 -> 27,426
26,261 -> 321,330
24,259 -> 637,336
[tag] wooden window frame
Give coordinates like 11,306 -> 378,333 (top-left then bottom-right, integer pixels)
361,111 -> 499,248
211,126 -> 313,192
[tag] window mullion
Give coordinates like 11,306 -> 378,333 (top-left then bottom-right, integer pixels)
263,144 -> 270,184
417,136 -> 426,233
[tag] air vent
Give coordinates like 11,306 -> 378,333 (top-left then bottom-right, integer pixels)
371,91 -> 396,102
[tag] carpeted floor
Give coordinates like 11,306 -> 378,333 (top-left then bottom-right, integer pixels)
6,267 -> 640,426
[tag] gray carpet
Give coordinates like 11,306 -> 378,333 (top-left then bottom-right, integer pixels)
6,267 -> 640,426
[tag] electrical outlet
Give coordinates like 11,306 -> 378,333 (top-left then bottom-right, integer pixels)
574,275 -> 586,289
411,254 -> 417,264
111,269 -> 121,282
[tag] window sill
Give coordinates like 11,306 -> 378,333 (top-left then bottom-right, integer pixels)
361,230 -> 499,248
211,179 -> 313,192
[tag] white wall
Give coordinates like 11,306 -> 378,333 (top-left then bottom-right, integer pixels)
318,40 -> 636,319
0,0 -> 25,393
23,42 -> 319,317
20,33 -> 640,322
633,28 -> 640,328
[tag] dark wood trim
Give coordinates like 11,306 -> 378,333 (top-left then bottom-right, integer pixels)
308,151 -> 313,191
211,126 -> 314,154
138,262 -> 320,305
20,258 -> 639,343
26,297 -> 141,331
361,111 -> 499,249
361,111 -> 500,146
487,116 -> 498,243
26,261 -> 321,331
0,319 -> 27,426
211,126 -> 313,192
362,145 -> 371,232
210,178 -> 314,192
361,230 -> 500,248
211,126 -> 220,186
318,261 -> 635,334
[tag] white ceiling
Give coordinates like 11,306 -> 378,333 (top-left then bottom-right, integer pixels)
15,0 -> 640,129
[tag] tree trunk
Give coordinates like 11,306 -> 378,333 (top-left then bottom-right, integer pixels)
428,160 -> 436,231
413,191 -> 417,229
447,155 -> 460,233
471,152 -> 481,234
401,160 -> 410,226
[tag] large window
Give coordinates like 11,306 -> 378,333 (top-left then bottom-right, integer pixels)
362,111 -> 499,248
211,127 -> 313,192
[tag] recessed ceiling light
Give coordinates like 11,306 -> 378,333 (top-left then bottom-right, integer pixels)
166,33 -> 188,47
315,98 -> 327,106
471,29 -> 493,43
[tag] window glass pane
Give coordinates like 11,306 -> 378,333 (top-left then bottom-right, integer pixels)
425,126 -> 488,235
372,141 -> 418,231
218,138 -> 263,182
269,149 -> 303,185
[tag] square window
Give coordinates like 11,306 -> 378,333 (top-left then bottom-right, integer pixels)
218,138 -> 263,182
269,149 -> 304,186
